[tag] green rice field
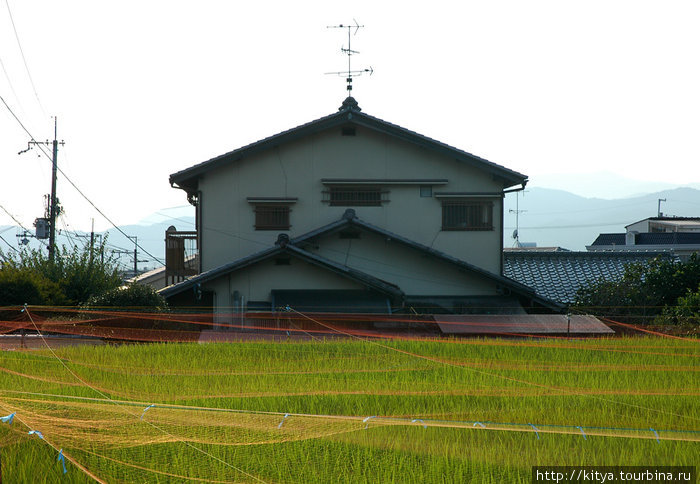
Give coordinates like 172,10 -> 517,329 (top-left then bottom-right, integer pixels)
0,336 -> 698,482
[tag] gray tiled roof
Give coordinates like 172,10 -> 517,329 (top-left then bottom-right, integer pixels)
590,232 -> 700,246
503,251 -> 673,305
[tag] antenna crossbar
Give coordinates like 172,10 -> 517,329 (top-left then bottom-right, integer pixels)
326,19 -> 372,94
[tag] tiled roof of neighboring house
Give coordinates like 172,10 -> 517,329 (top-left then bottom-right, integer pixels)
589,233 -> 626,246
590,232 -> 700,247
169,97 -> 527,195
503,251 -> 673,305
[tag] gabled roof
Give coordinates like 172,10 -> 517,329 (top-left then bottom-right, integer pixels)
503,250 -> 674,305
159,239 -> 404,301
169,97 -> 528,194
291,209 -> 561,311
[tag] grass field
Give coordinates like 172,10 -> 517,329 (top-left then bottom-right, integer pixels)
0,335 -> 698,482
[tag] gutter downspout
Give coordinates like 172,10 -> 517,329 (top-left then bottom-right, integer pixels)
501,182 -> 527,276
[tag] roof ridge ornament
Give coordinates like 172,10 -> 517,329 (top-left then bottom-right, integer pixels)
326,20 -> 373,99
339,96 -> 361,112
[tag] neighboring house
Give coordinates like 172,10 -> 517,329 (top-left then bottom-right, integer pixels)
504,250 -> 675,305
588,216 -> 700,261
160,97 -> 560,319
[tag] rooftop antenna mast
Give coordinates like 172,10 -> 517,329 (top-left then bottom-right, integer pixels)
326,19 -> 373,95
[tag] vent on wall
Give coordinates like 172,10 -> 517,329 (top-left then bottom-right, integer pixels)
274,257 -> 291,266
341,127 -> 356,136
339,229 -> 361,239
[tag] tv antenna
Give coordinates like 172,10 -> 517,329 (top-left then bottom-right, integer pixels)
326,19 -> 373,95
509,191 -> 527,248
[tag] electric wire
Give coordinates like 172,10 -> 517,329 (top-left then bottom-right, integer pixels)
4,0 -> 46,115
0,93 -> 165,266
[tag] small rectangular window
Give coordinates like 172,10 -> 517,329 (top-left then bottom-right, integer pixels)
341,127 -> 356,136
327,186 -> 385,206
419,186 -> 432,197
441,200 -> 493,231
254,205 -> 291,230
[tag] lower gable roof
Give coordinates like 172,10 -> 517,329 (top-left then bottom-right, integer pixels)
160,210 -> 562,311
159,238 -> 403,302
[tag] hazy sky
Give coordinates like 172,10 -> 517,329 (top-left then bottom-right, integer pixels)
1,1 -> 699,233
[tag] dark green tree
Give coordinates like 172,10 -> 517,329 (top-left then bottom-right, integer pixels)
574,253 -> 700,324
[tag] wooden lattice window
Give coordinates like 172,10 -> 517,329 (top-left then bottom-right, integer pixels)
441,200 -> 493,231
254,204 -> 291,230
326,186 -> 387,206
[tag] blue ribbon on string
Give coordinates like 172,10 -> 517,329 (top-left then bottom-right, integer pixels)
363,416 -> 376,429
650,428 -> 660,444
140,404 -> 155,420
528,423 -> 540,440
411,419 -> 427,429
278,413 -> 290,429
473,421 -> 486,428
28,430 -> 44,439
576,426 -> 587,440
58,449 -> 67,474
1,412 -> 15,425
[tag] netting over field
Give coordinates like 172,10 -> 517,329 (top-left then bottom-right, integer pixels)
0,306 -> 698,482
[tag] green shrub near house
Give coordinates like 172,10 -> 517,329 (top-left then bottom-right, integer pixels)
83,283 -> 169,312
0,242 -> 122,306
574,253 -> 700,324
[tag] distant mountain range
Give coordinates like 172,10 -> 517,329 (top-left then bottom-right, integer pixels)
3,186 -> 699,271
504,187 -> 700,250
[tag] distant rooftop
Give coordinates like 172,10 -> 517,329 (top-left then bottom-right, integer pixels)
590,232 -> 700,247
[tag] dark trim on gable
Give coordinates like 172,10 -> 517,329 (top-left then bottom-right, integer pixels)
291,210 -> 562,311
169,102 -> 528,195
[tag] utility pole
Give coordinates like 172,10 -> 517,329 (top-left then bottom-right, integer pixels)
49,118 -> 59,262
127,235 -> 148,278
19,117 -> 64,262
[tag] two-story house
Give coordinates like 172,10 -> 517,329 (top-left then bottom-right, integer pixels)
160,97 -> 558,320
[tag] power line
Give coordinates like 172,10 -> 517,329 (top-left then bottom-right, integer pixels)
4,0 -> 46,115
0,93 -> 165,266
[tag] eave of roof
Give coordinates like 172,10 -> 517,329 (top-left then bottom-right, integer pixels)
159,241 -> 404,301
292,210 -> 562,311
169,99 -> 528,193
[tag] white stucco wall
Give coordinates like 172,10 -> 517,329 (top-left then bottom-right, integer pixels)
307,229 -> 501,296
198,125 -> 505,275
203,256 -> 364,308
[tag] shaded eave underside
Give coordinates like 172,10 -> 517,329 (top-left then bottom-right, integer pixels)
169,108 -> 528,193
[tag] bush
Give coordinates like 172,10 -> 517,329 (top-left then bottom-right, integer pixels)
574,253 -> 700,323
661,285 -> 700,325
0,268 -> 64,306
0,241 -> 122,306
83,284 -> 169,312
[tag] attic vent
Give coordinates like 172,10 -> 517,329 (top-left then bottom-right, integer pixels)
339,229 -> 361,239
274,257 -> 291,266
341,127 -> 356,136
